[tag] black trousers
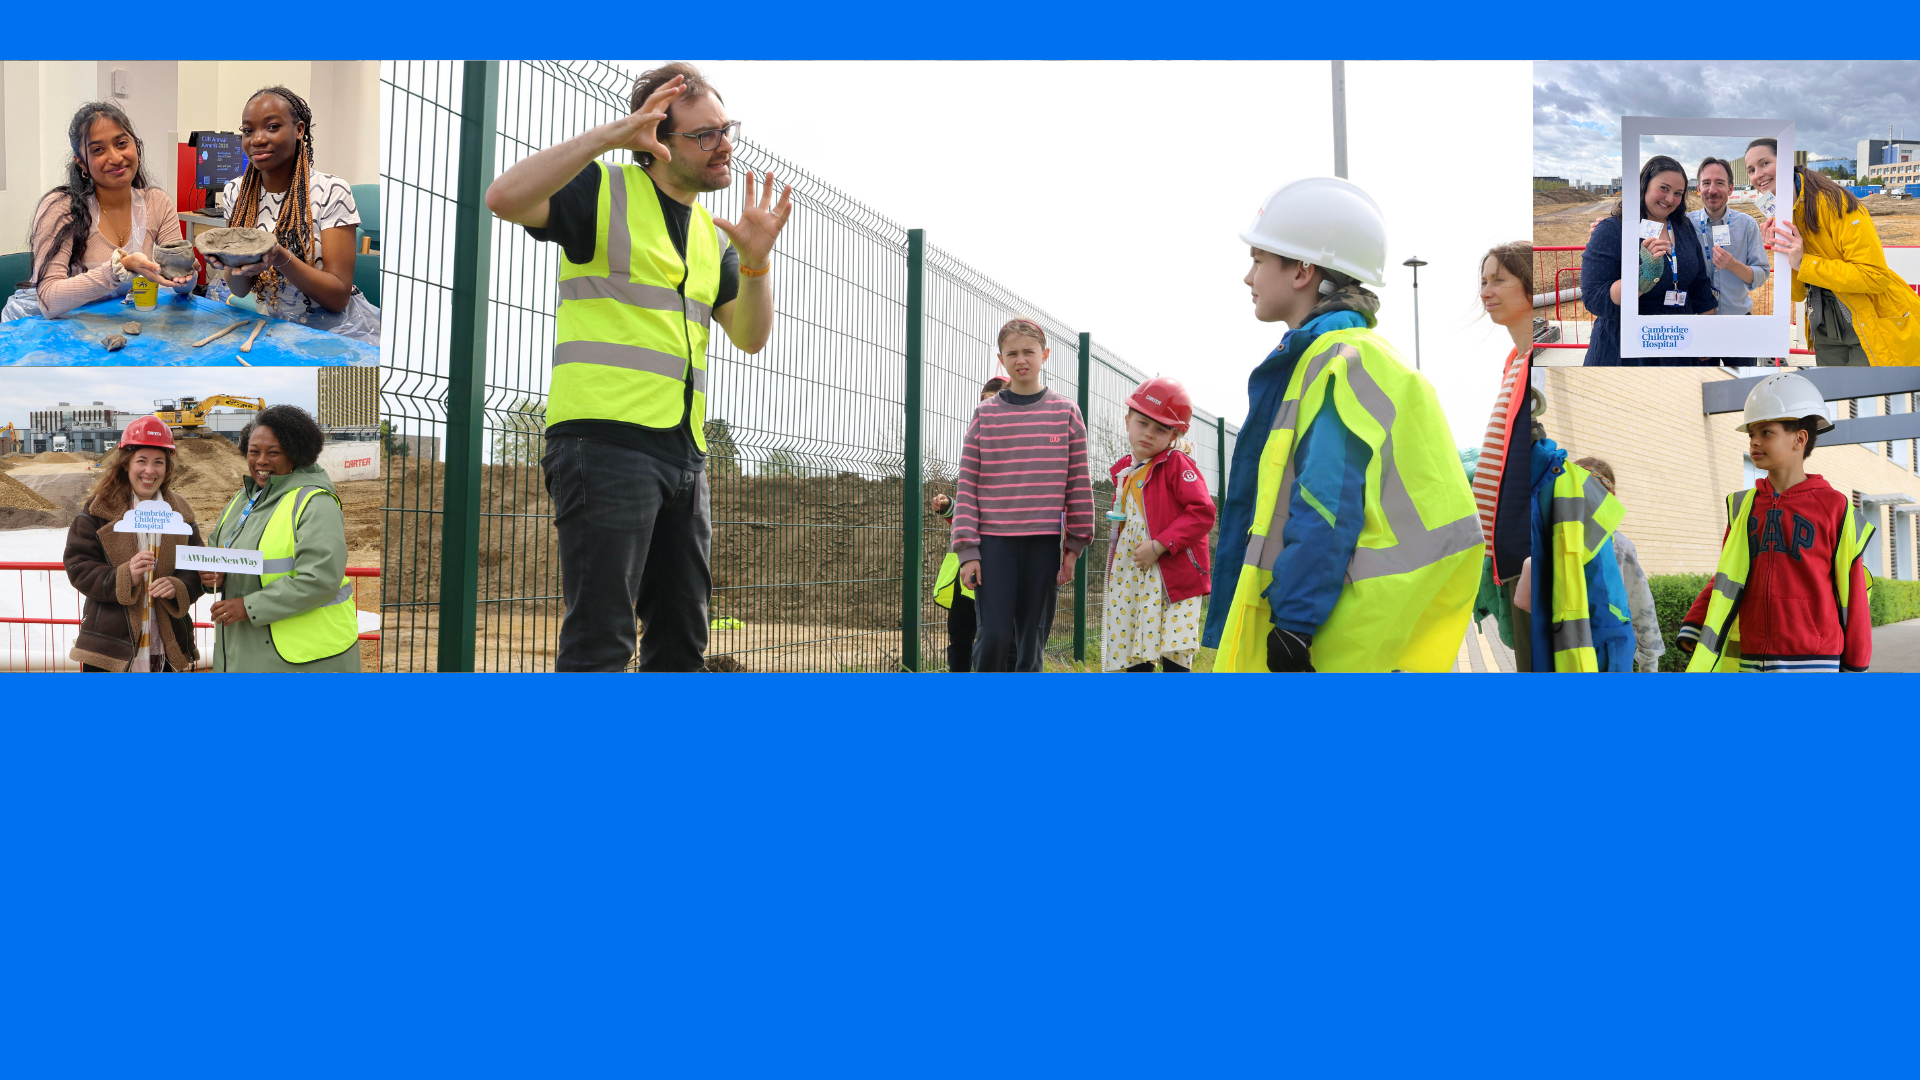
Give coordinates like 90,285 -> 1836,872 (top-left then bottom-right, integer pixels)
1125,659 -> 1191,673
946,592 -> 977,673
972,534 -> 1061,673
543,434 -> 712,672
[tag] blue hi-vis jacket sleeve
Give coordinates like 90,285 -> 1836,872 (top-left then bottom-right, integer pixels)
1265,407 -> 1371,635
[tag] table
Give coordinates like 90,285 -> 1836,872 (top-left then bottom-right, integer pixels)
0,293 -> 378,367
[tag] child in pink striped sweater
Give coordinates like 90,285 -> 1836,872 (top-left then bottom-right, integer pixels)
951,318 -> 1095,672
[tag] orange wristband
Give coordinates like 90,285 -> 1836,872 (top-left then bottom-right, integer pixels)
740,261 -> 770,277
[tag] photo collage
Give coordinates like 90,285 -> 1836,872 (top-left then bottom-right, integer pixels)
2,58 -> 1913,673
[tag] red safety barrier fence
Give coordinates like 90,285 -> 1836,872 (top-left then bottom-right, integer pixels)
1532,244 -> 1811,361
0,563 -> 380,672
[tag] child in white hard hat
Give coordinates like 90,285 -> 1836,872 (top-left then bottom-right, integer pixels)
1677,372 -> 1873,672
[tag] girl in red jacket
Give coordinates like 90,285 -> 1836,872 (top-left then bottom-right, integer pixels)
1101,377 -> 1218,672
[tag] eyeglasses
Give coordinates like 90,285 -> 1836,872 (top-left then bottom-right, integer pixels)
670,121 -> 741,152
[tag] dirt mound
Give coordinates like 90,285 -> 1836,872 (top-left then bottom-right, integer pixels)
33,453 -> 81,464
1535,188 -> 1607,206
0,471 -> 60,511
0,507 -> 73,531
170,436 -> 250,511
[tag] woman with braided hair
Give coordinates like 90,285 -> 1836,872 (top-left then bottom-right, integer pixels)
212,86 -> 379,343
4,102 -> 196,321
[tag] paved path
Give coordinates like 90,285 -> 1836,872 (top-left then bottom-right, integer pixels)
1452,614 -> 1518,672
1871,618 -> 1920,673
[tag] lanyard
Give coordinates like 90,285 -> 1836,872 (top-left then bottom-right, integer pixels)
228,484 -> 266,545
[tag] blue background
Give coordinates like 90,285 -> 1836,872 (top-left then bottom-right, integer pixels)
5,675 -> 1916,1076
6,21 -> 1919,1076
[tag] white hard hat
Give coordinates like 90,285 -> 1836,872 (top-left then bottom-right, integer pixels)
1240,177 -> 1388,288
1738,371 -> 1835,433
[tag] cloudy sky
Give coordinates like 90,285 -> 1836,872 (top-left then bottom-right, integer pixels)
1535,60 -> 1920,184
0,369 -> 318,432
678,60 -> 1531,447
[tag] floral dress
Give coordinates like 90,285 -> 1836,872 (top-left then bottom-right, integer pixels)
1101,458 -> 1204,671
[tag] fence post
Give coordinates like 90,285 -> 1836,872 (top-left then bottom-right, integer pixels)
1216,415 -> 1228,503
1074,331 -> 1091,665
437,59 -> 497,673
901,228 -> 925,672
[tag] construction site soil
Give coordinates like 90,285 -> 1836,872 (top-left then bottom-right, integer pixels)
378,460 -> 1094,672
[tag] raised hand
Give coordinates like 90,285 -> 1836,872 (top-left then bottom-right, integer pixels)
604,75 -> 685,163
714,170 -> 795,271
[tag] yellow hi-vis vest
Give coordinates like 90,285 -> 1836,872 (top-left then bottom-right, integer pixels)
547,161 -> 721,451
933,551 -> 975,609
1215,329 -> 1485,672
1545,459 -> 1625,672
1686,486 -> 1873,673
213,485 -> 359,664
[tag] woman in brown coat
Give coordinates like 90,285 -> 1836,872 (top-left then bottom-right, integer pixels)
62,417 -> 207,672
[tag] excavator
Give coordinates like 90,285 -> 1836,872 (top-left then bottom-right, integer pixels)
152,396 -> 266,437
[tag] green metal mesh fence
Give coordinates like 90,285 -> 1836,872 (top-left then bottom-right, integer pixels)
380,60 -> 1239,672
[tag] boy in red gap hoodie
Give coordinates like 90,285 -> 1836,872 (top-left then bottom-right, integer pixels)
1100,377 -> 1218,672
1678,372 -> 1873,673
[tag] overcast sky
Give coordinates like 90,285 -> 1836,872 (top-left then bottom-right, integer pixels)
1535,60 -> 1920,183
0,369 -> 317,432
672,60 -> 1530,447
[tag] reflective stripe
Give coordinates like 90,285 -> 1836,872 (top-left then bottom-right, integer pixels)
606,166 -> 631,283
1552,617 -> 1594,652
329,583 -> 354,606
262,557 -> 295,573
1711,572 -> 1741,605
1248,346 -> 1347,570
557,277 -> 712,327
555,341 -> 691,382
1697,621 -> 1723,654
1343,353 -> 1485,581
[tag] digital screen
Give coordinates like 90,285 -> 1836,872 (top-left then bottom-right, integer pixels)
189,132 -> 248,190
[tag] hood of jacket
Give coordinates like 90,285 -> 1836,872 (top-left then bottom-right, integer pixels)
1305,283 -> 1380,328
1754,472 -> 1837,503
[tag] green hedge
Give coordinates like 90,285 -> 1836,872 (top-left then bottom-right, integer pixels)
1871,577 -> 1920,627
1647,573 -> 1711,672
1648,572 -> 1920,670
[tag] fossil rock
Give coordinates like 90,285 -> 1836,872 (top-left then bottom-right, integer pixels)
103,334 -> 127,352
122,321 -> 142,335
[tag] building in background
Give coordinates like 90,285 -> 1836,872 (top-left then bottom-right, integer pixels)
1533,175 -> 1570,190
1807,157 -> 1854,180
317,366 -> 378,441
28,402 -> 139,454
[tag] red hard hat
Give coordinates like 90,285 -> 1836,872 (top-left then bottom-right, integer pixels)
120,415 -> 176,450
1126,376 -> 1193,434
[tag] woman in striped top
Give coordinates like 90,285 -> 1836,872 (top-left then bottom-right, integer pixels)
1474,241 -> 1536,669
951,318 -> 1095,672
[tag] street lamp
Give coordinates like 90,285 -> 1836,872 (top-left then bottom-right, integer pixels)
1403,256 -> 1428,371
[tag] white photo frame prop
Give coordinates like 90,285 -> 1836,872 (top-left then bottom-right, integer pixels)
1620,116 -> 1794,360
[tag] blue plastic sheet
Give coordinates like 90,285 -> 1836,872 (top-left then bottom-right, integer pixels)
0,293 -> 377,367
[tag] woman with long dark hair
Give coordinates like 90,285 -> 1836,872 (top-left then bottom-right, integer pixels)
3,102 -> 195,321
1747,138 -> 1918,367
1578,154 -> 1719,365
211,86 -> 380,343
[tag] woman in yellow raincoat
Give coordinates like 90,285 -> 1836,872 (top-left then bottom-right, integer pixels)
1745,138 -> 1918,367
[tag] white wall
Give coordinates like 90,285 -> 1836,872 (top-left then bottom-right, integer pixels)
96,61 -> 180,203
309,62 -> 379,187
0,61 -> 96,258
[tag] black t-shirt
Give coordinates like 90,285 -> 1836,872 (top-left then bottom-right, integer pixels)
1000,388 -> 1049,406
525,165 -> 742,469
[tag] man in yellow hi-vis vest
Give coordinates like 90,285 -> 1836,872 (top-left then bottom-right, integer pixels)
487,62 -> 793,671
1210,178 -> 1483,672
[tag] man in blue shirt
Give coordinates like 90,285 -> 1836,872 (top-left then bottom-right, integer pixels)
1688,156 -> 1770,365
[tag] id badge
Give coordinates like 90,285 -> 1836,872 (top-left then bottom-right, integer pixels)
1665,290 -> 1686,307
1712,224 -> 1732,247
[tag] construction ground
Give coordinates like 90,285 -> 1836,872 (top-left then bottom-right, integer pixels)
0,436 -> 384,672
